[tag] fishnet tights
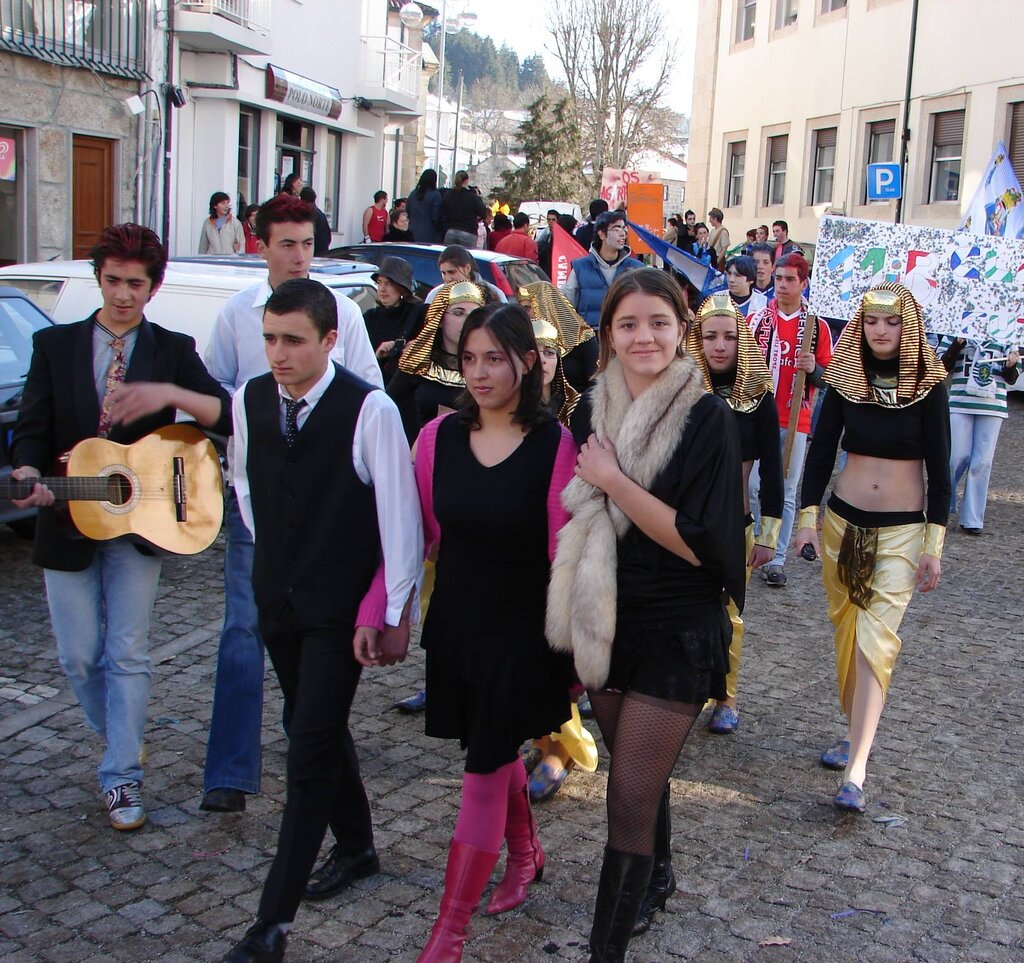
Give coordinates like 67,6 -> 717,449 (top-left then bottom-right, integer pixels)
589,689 -> 700,855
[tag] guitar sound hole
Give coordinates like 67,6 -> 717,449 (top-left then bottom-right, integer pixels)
105,473 -> 132,506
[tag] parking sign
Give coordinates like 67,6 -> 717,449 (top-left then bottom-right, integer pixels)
866,163 -> 902,200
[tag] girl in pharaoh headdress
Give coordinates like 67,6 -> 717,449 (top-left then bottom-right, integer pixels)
794,282 -> 950,813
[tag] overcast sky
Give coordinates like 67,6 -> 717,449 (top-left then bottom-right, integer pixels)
453,0 -> 698,116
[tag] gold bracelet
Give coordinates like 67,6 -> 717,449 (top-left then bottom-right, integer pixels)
923,523 -> 945,559
757,516 -> 781,551
797,506 -> 818,531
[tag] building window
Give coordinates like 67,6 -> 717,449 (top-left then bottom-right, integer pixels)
810,127 -> 836,205
1009,102 -> 1024,183
727,141 -> 746,207
765,134 -> 788,205
736,0 -> 756,41
0,126 -> 24,267
821,0 -> 846,12
928,109 -> 964,203
863,118 -> 895,202
323,132 -> 342,231
237,107 -> 260,212
276,117 -> 315,194
774,0 -> 798,29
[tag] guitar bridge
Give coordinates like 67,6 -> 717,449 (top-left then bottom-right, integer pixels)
173,456 -> 187,522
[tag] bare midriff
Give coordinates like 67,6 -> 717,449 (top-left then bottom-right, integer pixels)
833,453 -> 925,514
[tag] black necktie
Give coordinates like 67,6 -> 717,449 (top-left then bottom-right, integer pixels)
284,398 -> 306,447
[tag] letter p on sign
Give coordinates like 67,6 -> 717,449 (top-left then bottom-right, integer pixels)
867,163 -> 901,201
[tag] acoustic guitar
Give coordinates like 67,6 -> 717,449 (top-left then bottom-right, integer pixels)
2,424 -> 224,555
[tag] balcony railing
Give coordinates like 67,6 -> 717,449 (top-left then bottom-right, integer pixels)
176,0 -> 270,36
361,35 -> 420,102
0,0 -> 147,79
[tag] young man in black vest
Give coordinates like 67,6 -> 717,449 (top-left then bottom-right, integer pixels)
222,279 -> 422,963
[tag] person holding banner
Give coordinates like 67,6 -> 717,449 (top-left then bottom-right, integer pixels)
560,210 -> 644,329
794,282 -> 950,813
686,294 -> 782,737
748,253 -> 833,587
937,336 -> 1021,535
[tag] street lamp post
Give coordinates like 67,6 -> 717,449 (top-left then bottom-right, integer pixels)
428,1 -> 476,182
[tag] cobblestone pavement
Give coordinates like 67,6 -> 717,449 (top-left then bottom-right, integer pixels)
2,401 -> 1023,963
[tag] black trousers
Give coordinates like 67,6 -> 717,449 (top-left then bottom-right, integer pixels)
256,606 -> 373,923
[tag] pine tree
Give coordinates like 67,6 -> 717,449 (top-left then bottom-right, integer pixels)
501,95 -> 588,204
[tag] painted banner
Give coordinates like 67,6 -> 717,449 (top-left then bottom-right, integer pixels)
627,221 -> 724,295
959,141 -> 1024,240
625,183 -> 664,256
809,216 -> 1024,343
600,168 -> 658,212
551,222 -> 587,288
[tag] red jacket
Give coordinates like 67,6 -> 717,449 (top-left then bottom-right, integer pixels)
495,230 -> 539,263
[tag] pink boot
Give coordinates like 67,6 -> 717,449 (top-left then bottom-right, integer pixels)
417,839 -> 499,963
485,785 -> 545,915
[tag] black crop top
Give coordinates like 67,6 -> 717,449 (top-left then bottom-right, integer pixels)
710,373 -> 783,521
800,374 -> 951,525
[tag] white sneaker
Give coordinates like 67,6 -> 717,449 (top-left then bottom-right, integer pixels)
105,781 -> 146,831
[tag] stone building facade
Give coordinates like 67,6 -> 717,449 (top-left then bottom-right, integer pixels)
0,2 -> 147,264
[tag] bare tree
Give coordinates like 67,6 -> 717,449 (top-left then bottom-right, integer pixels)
547,0 -> 676,175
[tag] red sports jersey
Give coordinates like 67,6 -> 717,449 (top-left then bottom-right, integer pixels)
748,302 -> 833,434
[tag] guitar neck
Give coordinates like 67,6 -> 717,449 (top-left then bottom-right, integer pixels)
1,476 -> 124,502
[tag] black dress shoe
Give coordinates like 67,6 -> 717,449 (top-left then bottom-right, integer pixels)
960,526 -> 984,536
222,920 -> 286,963
632,854 -> 677,935
304,845 -> 379,901
201,788 -> 247,813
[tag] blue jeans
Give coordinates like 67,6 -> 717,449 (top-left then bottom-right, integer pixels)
749,426 -> 809,568
44,540 -> 162,792
203,489 -> 265,794
949,411 -> 1003,530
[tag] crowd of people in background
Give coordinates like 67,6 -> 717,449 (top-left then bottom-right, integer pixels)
16,171 -> 1020,963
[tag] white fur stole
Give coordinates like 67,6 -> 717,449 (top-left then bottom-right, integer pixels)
545,354 -> 706,689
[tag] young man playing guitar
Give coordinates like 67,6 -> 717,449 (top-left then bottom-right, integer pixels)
11,223 -> 231,831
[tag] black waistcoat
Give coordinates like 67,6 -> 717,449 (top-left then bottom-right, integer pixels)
243,364 -> 380,629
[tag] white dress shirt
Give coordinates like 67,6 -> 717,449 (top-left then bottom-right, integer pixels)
204,277 -> 382,395
233,362 -> 423,627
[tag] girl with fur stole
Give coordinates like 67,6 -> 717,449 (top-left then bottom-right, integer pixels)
547,269 -> 746,962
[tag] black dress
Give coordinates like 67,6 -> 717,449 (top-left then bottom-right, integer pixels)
422,414 -> 573,773
571,390 -> 745,706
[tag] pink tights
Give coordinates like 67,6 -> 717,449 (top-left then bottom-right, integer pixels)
452,759 -> 526,853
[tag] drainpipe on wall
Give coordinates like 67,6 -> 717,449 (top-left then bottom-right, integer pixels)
894,0 -> 920,225
161,0 -> 176,249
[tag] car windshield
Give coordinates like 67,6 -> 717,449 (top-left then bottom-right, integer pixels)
503,260 -> 550,290
0,296 -> 51,386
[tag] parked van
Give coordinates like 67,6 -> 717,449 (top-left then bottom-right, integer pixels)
0,257 -> 378,359
516,201 -> 583,228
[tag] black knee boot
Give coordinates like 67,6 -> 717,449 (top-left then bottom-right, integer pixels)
588,847 -> 655,963
633,786 -> 676,935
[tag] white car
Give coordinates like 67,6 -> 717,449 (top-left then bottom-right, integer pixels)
0,257 -> 378,358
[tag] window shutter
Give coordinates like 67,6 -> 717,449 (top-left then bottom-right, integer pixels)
873,119 -> 896,138
933,110 -> 965,149
770,135 -> 788,163
1009,103 -> 1024,181
815,128 -> 837,150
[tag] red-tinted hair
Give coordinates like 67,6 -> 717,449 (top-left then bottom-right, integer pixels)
254,194 -> 316,243
775,251 -> 810,282
90,223 -> 168,285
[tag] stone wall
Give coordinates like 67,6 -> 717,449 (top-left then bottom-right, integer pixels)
0,52 -> 140,261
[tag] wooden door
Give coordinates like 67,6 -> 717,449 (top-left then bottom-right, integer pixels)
72,135 -> 115,259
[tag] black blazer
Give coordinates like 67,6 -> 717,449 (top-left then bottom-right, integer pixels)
12,313 -> 232,571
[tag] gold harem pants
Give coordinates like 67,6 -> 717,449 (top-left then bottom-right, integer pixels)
821,507 -> 924,715
722,521 -> 756,699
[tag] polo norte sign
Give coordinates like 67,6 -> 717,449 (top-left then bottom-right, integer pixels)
810,216 -> 1024,343
266,65 -> 343,120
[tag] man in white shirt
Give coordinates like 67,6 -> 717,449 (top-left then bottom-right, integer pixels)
222,278 -> 421,963
200,195 -> 381,815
